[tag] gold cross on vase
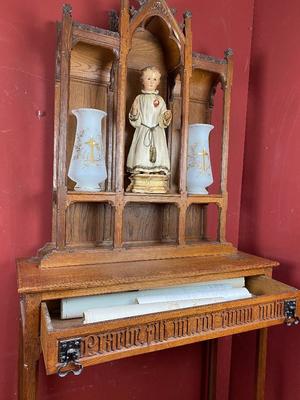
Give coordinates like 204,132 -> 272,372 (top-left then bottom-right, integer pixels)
85,137 -> 97,162
198,148 -> 209,171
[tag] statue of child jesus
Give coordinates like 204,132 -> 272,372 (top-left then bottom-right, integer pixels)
126,66 -> 172,179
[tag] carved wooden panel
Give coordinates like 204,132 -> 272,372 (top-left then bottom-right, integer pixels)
66,202 -> 113,246
123,202 -> 178,245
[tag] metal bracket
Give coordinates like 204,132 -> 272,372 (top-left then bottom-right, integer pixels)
284,300 -> 300,327
57,338 -> 83,377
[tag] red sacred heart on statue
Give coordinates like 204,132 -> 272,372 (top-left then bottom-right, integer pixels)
153,98 -> 160,107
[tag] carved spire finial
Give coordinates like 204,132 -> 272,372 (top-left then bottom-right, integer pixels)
184,10 -> 192,18
129,5 -> 138,17
63,4 -> 72,16
224,48 -> 234,58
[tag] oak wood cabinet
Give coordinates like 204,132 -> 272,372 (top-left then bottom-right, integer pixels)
17,1 -> 299,399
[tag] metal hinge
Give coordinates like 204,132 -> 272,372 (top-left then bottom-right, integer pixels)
57,338 -> 83,377
284,300 -> 300,327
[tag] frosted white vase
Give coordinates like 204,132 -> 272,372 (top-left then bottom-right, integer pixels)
68,108 -> 107,191
187,123 -> 214,194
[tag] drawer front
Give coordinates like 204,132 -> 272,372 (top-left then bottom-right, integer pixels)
41,277 -> 300,375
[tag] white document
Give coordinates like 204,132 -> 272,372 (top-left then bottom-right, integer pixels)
83,291 -> 251,324
137,287 -> 252,304
61,291 -> 139,319
83,298 -> 223,324
61,277 -> 246,319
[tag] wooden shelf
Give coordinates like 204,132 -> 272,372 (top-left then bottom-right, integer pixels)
187,194 -> 224,206
66,191 -> 116,205
65,192 -> 224,206
124,192 -> 181,204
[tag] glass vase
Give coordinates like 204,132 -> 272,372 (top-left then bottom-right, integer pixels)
68,108 -> 107,191
187,123 -> 214,194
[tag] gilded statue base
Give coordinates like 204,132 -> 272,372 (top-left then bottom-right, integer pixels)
127,173 -> 169,194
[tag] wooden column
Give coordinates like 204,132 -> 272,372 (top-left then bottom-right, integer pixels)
179,11 -> 192,194
114,0 -> 129,248
219,49 -> 233,242
176,11 -> 192,245
218,194 -> 227,242
18,295 -> 41,400
206,339 -> 218,400
255,328 -> 268,400
178,201 -> 187,245
56,5 -> 73,249
115,0 -> 129,193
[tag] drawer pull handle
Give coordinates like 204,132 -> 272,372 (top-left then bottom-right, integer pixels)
58,359 -> 83,378
57,338 -> 83,377
284,300 -> 300,326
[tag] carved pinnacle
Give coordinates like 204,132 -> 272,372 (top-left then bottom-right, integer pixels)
63,4 -> 72,16
224,48 -> 234,58
129,5 -> 138,17
184,10 -> 192,18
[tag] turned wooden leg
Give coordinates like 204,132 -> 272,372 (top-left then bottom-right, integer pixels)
19,294 -> 41,400
206,339 -> 218,400
255,328 -> 268,400
205,337 -> 232,400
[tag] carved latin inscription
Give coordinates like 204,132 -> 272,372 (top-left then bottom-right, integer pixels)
79,301 -> 286,359
221,307 -> 253,328
259,300 -> 284,320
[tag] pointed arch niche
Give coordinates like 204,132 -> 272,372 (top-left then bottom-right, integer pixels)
121,1 -> 190,194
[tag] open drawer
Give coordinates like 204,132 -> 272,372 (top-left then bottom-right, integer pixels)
40,276 -> 300,375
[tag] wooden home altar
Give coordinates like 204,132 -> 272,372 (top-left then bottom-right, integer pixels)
17,1 -> 300,399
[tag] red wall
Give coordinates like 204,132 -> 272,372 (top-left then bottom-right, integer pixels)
0,1 -> 254,399
230,1 -> 300,399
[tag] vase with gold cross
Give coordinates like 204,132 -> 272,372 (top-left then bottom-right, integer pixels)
187,123 -> 214,194
68,108 -> 107,191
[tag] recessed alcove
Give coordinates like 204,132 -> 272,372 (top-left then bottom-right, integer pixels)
66,202 -> 113,247
123,202 -> 178,246
66,42 -> 117,192
185,202 -> 219,243
125,18 -> 183,193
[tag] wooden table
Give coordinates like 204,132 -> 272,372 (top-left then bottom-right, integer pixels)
17,251 -> 300,400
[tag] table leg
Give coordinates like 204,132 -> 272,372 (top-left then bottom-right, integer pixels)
19,294 -> 41,400
207,339 -> 218,400
255,328 -> 268,400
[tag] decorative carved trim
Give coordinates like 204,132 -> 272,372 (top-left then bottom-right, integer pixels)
150,1 -> 169,17
192,51 -> 227,65
131,0 -> 172,20
73,21 -> 119,38
221,307 -> 253,327
259,301 -> 284,320
78,300 -> 286,359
